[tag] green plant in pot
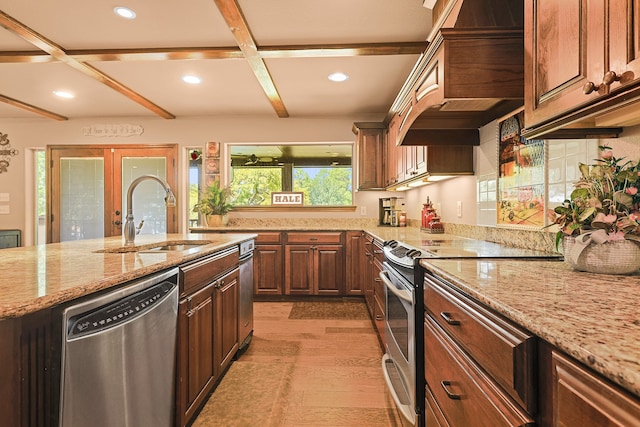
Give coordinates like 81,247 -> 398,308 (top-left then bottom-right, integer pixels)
549,146 -> 640,274
193,180 -> 233,227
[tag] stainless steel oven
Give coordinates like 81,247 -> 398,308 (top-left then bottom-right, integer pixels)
380,263 -> 422,427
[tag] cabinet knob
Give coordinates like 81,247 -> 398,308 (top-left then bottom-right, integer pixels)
602,70 -> 621,85
440,380 -> 461,400
582,81 -> 601,95
583,71 -> 621,95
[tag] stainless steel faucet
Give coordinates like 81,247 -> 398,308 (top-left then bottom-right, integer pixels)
124,175 -> 176,246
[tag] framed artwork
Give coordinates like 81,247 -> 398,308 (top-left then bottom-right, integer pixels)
205,174 -> 220,187
497,107 -> 546,229
205,158 -> 220,174
206,141 -> 220,158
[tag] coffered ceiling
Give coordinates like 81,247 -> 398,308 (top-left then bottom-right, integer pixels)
0,1 -> 432,121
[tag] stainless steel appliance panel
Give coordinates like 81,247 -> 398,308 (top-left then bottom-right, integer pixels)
238,239 -> 254,352
59,268 -> 179,427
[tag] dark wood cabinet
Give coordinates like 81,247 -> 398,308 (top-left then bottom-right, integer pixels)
424,315 -> 534,427
345,231 -> 365,296
176,247 -> 239,427
353,123 -> 385,190
284,232 -> 344,296
423,272 -> 536,426
362,232 -> 385,349
253,232 -> 284,297
214,268 -> 239,376
178,281 -> 215,426
536,340 -> 640,427
524,0 -> 640,137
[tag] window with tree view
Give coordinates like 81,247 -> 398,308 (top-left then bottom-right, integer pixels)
229,144 -> 353,207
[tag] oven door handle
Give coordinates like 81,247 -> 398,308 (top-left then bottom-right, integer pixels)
379,270 -> 413,303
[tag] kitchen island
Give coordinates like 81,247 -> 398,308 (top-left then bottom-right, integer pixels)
0,232 -> 256,427
0,232 -> 256,319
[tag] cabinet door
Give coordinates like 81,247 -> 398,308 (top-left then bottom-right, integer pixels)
608,0 -> 640,90
363,237 -> 375,314
551,351 -> 640,426
315,244 -> 344,295
356,127 -> 384,190
345,231 -> 365,296
177,283 -> 215,426
525,0 -> 606,127
285,245 -> 314,295
214,269 -> 239,377
254,244 -> 283,296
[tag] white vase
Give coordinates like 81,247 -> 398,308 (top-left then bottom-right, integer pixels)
563,236 -> 640,275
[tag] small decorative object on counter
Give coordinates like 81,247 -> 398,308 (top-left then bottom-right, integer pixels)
421,197 -> 444,234
549,146 -> 640,274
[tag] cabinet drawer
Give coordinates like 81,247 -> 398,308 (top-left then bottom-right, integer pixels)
255,232 -> 282,244
180,247 -> 239,294
424,274 -> 535,413
286,232 -> 343,244
372,239 -> 384,263
424,316 -> 534,427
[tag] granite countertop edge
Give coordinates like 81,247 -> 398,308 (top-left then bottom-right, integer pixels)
0,233 -> 257,320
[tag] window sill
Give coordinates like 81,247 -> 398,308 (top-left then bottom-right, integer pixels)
231,206 -> 357,212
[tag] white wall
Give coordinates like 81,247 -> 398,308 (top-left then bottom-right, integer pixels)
0,114 -> 393,243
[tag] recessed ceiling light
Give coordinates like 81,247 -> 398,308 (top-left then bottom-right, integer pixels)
328,72 -> 349,82
53,90 -> 74,99
182,75 -> 202,85
114,6 -> 136,19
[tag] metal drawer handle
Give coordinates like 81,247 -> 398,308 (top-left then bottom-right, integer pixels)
440,311 -> 460,326
375,315 -> 384,321
440,380 -> 461,400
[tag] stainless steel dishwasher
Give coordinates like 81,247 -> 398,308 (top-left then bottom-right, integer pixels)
237,239 -> 254,354
59,267 -> 179,427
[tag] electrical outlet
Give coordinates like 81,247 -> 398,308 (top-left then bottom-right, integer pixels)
360,206 -> 367,216
457,201 -> 462,217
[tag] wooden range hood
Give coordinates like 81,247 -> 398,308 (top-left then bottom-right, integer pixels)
389,0 -> 525,147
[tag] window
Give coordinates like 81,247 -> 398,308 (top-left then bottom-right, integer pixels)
228,144 -> 353,207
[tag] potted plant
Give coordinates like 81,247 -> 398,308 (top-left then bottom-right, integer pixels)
193,180 -> 233,227
549,146 -> 640,274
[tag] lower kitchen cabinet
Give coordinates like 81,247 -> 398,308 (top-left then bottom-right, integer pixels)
176,248 -> 239,427
362,232 -> 385,349
345,231 -> 365,295
253,232 -> 284,297
536,340 -> 640,427
284,232 -> 345,296
422,267 -> 640,427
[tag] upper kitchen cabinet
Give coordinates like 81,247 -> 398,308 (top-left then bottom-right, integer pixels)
389,0 -> 525,147
353,123 -> 385,191
523,0 -> 640,138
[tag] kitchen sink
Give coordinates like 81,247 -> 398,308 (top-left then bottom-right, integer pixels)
95,240 -> 214,254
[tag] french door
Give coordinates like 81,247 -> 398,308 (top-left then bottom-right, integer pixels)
47,144 -> 178,243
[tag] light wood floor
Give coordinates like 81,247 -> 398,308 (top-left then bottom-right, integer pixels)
192,300 -> 404,427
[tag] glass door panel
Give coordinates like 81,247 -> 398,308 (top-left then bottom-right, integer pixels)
112,146 -> 178,237
59,158 -> 105,241
121,157 -> 169,236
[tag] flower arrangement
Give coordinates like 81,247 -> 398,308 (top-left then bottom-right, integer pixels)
550,146 -> 640,249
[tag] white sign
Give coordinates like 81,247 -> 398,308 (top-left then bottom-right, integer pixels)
271,192 -> 304,205
82,124 -> 144,137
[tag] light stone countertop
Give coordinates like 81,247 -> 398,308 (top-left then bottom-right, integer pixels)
0,233 -> 256,319
420,257 -> 640,398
